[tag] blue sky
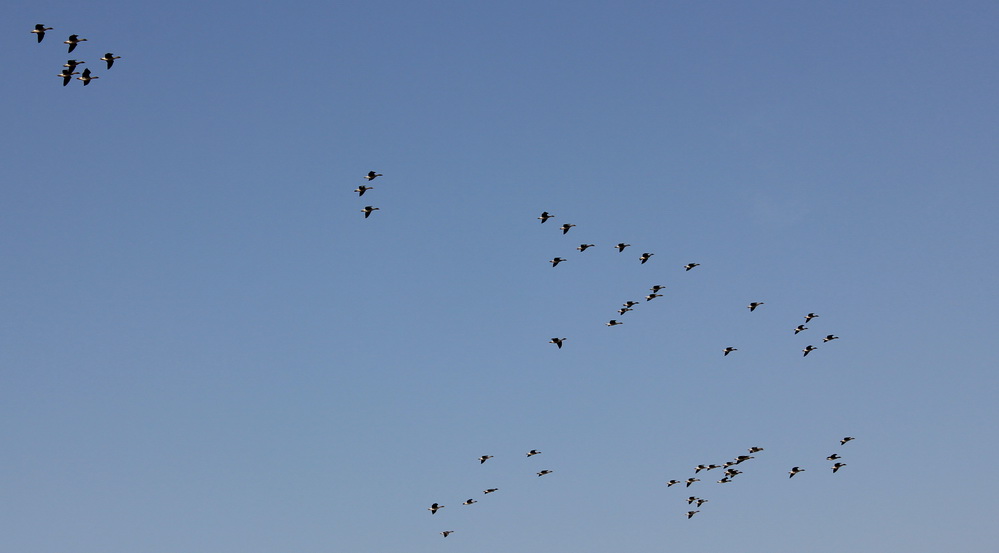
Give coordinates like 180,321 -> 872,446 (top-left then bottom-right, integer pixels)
3,1 -> 998,551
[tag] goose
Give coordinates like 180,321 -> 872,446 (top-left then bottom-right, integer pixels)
684,263 -> 700,271
100,53 -> 121,69
483,488 -> 499,494
788,466 -> 805,478
802,345 -> 817,356
441,531 -> 454,537
32,24 -> 53,43
364,171 -> 382,180
722,461 -> 737,468
606,320 -> 623,326
666,480 -> 681,487
478,455 -> 493,464
650,285 -> 666,293
694,465 -> 707,473
724,469 -> 742,477
57,68 -> 78,86
804,312 -> 819,323
747,302 -> 764,312
734,455 -> 754,464
716,477 -> 732,483
64,59 -> 84,72
549,337 -> 566,349
64,34 -> 87,53
526,450 -> 541,457
748,447 -> 764,453
361,205 -> 379,218
639,252 -> 654,264
832,463 -> 847,473
537,211 -> 554,223
428,503 -> 444,514
615,243 -> 631,252
687,496 -> 697,504
794,325 -> 807,334
696,498 -> 708,507
354,185 -> 373,196
826,454 -> 842,461
723,347 -> 737,356
840,437 -> 855,445
685,478 -> 700,487
617,308 -> 633,315
550,257 -> 566,267
623,301 -> 640,308
645,293 -> 662,301
537,470 -> 553,477
576,243 -> 595,252
76,68 -> 98,86
463,498 -> 477,505
705,465 -> 721,471
559,223 -> 575,234
686,510 -> 700,519
823,334 -> 839,342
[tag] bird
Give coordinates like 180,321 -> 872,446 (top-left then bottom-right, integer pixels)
478,455 -> 493,464
615,243 -> 631,252
100,53 -> 121,69
56,68 -> 78,86
559,223 -> 576,234
365,171 -> 382,180
32,24 -> 53,43
77,67 -> 98,86
354,185 -> 373,196
577,244 -> 595,252
840,437 -> 855,445
639,252 -> 654,264
734,455 -> 754,464
794,325 -> 807,334
428,503 -> 444,514
722,461 -> 737,468
687,510 -> 700,519
549,337 -> 566,349
694,465 -> 707,473
538,211 -> 554,223
483,488 -> 499,494
527,450 -> 541,457
748,447 -> 764,453
789,467 -> 805,478
716,477 -> 732,483
441,531 -> 454,537
687,496 -> 697,504
623,301 -> 640,308
823,334 -> 839,342
684,263 -> 700,271
650,285 -> 666,293
685,478 -> 700,487
696,498 -> 708,507
606,320 -> 623,326
705,464 -> 721,471
723,347 -> 737,356
666,480 -> 681,487
804,313 -> 819,323
748,302 -> 765,312
550,257 -> 566,267
724,469 -> 742,477
826,454 -> 842,461
645,293 -> 662,301
617,308 -> 633,315
64,59 -> 84,72
832,463 -> 847,473
361,205 -> 379,218
537,470 -> 553,477
802,345 -> 817,356
463,498 -> 477,505
64,34 -> 87,53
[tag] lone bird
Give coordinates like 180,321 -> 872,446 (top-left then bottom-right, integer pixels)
100,53 -> 121,69
478,455 -> 493,464
559,223 -> 576,234
365,171 -> 382,180
354,185 -> 373,196
441,531 -> 454,537
550,257 -> 566,267
361,205 -> 379,218
616,243 -> 631,252
64,34 -> 87,53
788,467 -> 805,478
827,454 -> 842,461
483,488 -> 499,494
687,510 -> 700,519
639,252 -> 654,264
748,447 -> 764,453
428,503 -> 444,514
804,312 -> 819,323
538,211 -> 554,223
794,325 -> 807,334
463,498 -> 477,505
57,68 -> 78,86
748,302 -> 765,312
823,334 -> 839,342
526,450 -> 541,457
650,285 -> 666,292
684,263 -> 700,271
549,337 -> 566,349
840,437 -> 855,445
77,68 -> 98,86
577,244 -> 595,252
537,470 -> 553,477
802,345 -> 817,357
685,478 -> 700,487
32,24 -> 53,43
832,463 -> 847,473
723,347 -> 737,356
606,320 -> 623,326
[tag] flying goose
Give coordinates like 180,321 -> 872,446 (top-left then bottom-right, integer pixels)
549,337 -> 566,349
550,257 -> 566,267
537,469 -> 553,477
526,450 -> 541,457
684,263 -> 700,271
748,447 -> 764,453
577,243 -> 595,252
687,496 -> 697,504
77,67 -> 98,86
463,498 -> 477,505
606,320 -> 623,326
804,312 -> 819,323
64,34 -> 87,53
623,301 -> 639,308
826,454 -> 842,461
650,285 -> 665,293
428,503 -> 444,514
705,464 -> 721,471
64,59 -> 84,72
478,455 -> 493,464
361,205 -> 379,218
538,211 -> 553,223
802,345 -> 817,356
716,477 -> 732,483
794,325 -> 807,334
639,252 -> 654,264
32,24 -> 53,43
723,347 -> 737,356
686,510 -> 700,519
788,466 -> 805,478
823,334 -> 839,342
694,465 -> 707,473
840,437 -> 855,445
645,293 -> 662,301
354,185 -> 373,196
666,480 -> 681,487
365,171 -> 382,180
617,308 -> 633,315
696,498 -> 708,507
832,463 -> 847,473
100,53 -> 121,69
57,68 -> 78,86
441,531 -> 454,537
747,302 -> 764,312
615,243 -> 631,252
559,223 -> 576,234
724,469 -> 742,477
734,455 -> 754,463
685,478 -> 700,487
483,488 -> 499,494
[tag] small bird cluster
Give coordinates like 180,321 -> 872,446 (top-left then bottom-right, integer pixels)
31,24 -> 121,86
721,310 -> 842,359
430,449 -> 552,538
355,171 -> 382,218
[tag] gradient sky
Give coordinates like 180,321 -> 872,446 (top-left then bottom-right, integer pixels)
4,1 -> 998,552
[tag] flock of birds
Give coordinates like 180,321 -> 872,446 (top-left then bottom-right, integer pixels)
30,23 -> 121,86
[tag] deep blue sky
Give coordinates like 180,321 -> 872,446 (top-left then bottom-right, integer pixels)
4,2 -> 998,552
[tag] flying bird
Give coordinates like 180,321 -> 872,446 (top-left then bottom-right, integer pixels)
550,257 -> 566,267
788,467 -> 805,478
527,450 -> 541,457
666,480 -> 681,487
827,454 -> 842,461
687,496 -> 697,504
428,503 -> 444,514
538,211 -> 554,223
463,498 -> 477,505
32,24 -> 53,43
577,243 -> 594,252
441,531 -> 454,537
650,285 -> 665,292
747,302 -> 765,312
832,463 -> 847,473
615,243 -> 631,252
354,185 -> 373,196
64,59 -> 84,72
100,53 -> 121,69
840,437 -> 855,445
794,325 -> 807,334
687,510 -> 700,519
694,465 -> 707,473
734,456 -> 754,464
64,34 -> 87,53
483,488 -> 499,494
639,252 -> 654,264
361,205 -> 379,218
77,67 -> 98,86
696,498 -> 708,507
617,308 -> 633,315
684,263 -> 700,271
549,337 -> 566,349
537,470 -> 553,477
804,313 -> 819,323
56,68 -> 78,86
478,455 -> 493,464
559,223 -> 576,234
802,345 -> 817,356
723,347 -> 737,356
823,335 -> 839,342
645,294 -> 662,301
685,478 -> 700,487
606,320 -> 623,326
748,447 -> 764,453
623,301 -> 640,308
716,477 -> 732,483
365,171 -> 382,180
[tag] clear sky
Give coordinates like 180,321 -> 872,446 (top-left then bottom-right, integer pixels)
3,1 -> 998,552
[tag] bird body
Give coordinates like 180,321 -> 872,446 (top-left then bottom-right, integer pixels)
64,60 -> 84,72
478,455 -> 493,464
484,488 -> 499,494
550,257 -> 566,267
832,463 -> 846,473
441,531 -> 454,537
538,211 -> 553,223
685,478 -> 699,487
748,302 -> 764,312
365,171 -> 382,180
549,337 -> 566,349
527,450 -> 541,457
32,24 -> 53,42
537,470 -> 553,477
616,243 -> 630,252
823,335 -> 839,342
64,34 -> 87,53
57,69 -> 78,86
789,467 -> 805,478
354,185 -> 373,196
827,454 -> 842,461
606,320 -> 623,326
687,510 -> 700,519
361,205 -> 379,218
840,437 -> 855,445
794,325 -> 807,334
463,498 -> 477,505
100,53 -> 121,69
577,243 -> 594,252
645,293 -> 662,301
617,308 -> 633,315
804,313 -> 819,323
77,68 -> 98,85
723,347 -> 737,356
428,503 -> 444,514
684,263 -> 700,271
639,252 -> 653,264
803,345 -> 817,356
559,223 -> 576,234
666,480 -> 681,487
696,498 -> 708,507
748,447 -> 764,453
650,285 -> 665,292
